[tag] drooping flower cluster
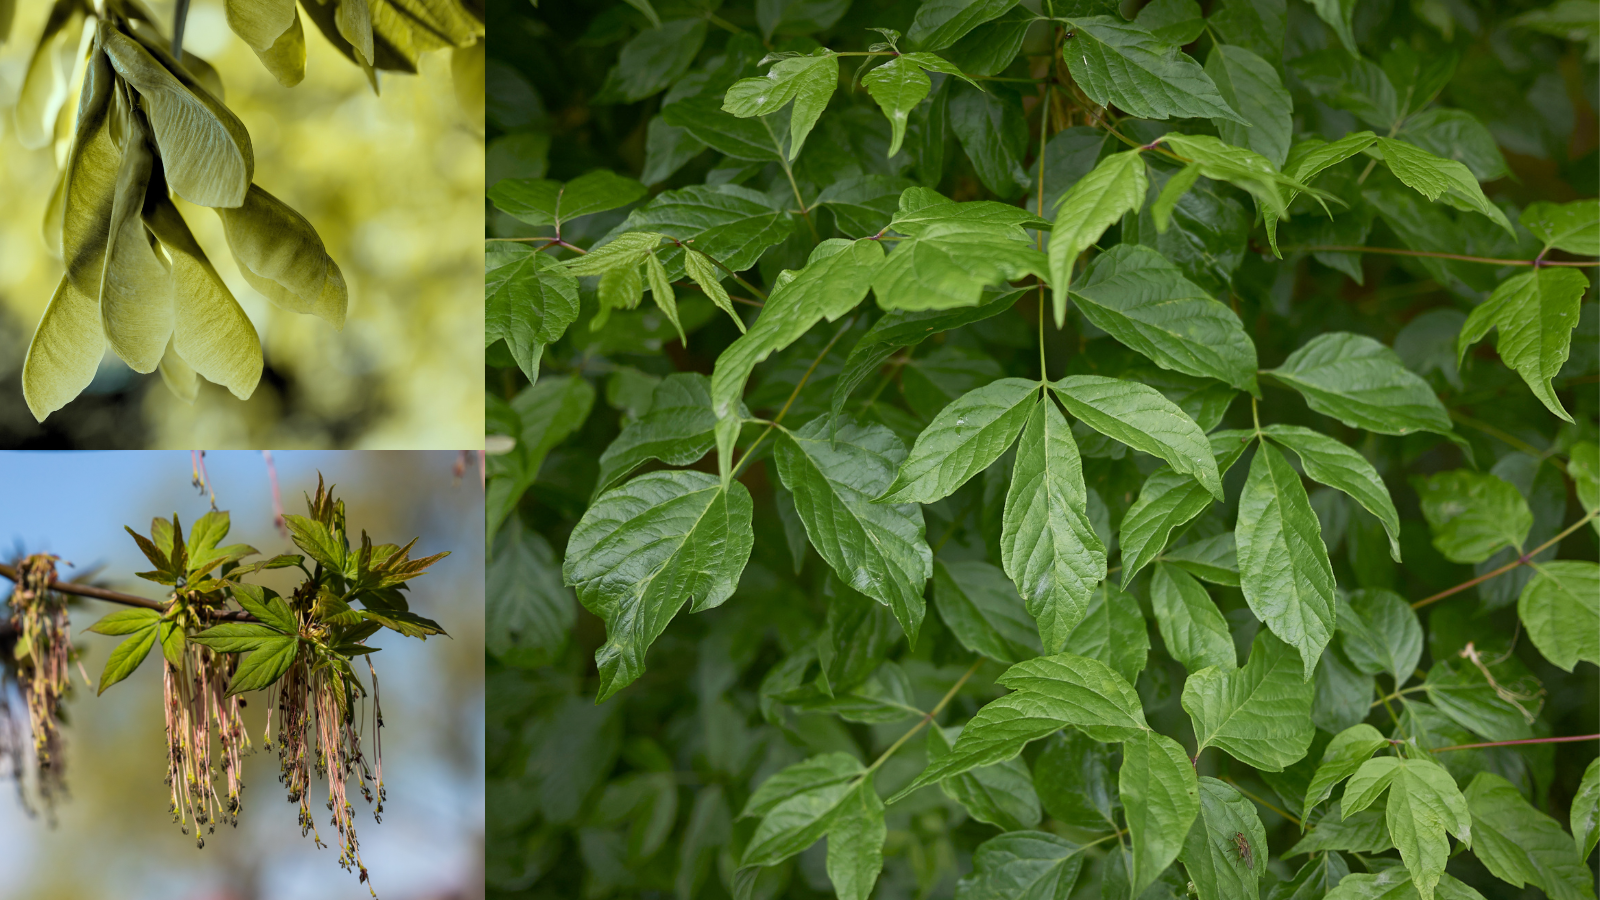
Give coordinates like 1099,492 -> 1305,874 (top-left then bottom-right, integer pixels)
4,554 -> 73,813
163,637 -> 250,847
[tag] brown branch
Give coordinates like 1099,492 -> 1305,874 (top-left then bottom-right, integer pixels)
1293,245 -> 1599,267
1389,734 -> 1599,752
1412,510 -> 1598,609
0,564 -> 255,622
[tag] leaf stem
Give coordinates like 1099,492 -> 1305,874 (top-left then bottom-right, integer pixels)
1222,776 -> 1302,827
676,238 -> 770,301
731,315 -> 858,479
1388,734 -> 1599,753
1037,82 -> 1051,383
761,117 -> 819,242
1292,245 -> 1599,267
1411,509 -> 1598,609
1370,684 -> 1428,707
863,658 -> 984,779
1449,411 -> 1566,475
0,564 -> 254,621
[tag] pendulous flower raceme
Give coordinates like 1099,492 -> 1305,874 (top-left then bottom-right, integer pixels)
86,475 -> 448,893
2,554 -> 75,814
16,0 -> 347,422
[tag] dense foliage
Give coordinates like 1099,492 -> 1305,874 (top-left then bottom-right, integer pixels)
485,0 -> 1599,898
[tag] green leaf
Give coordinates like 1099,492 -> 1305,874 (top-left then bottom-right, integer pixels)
954,831 -> 1087,900
1271,852 -> 1352,900
1071,244 -> 1259,393
1159,133 -> 1296,220
1323,870 -> 1488,900
1290,50 -> 1398,130
596,373 -> 720,495
775,416 -> 932,643
231,582 -> 297,633
89,607 -> 162,635
564,472 -> 754,702
226,635 -> 300,696
891,187 -> 1050,237
928,724 -> 1043,832
660,94 -> 783,162
872,221 -> 1047,312
1338,589 -> 1424,684
1414,469 -> 1533,564
1051,375 -> 1223,499
1151,563 -> 1235,673
599,18 -> 708,103
1058,17 -> 1245,124
1062,580 -> 1149,685
995,653 -> 1151,742
488,170 -> 648,229
1457,267 -> 1589,422
488,374 -> 596,541
1180,777 -> 1269,900
814,174 -> 920,236
710,238 -> 883,418
1183,629 -> 1316,770
862,57 -> 931,158
932,559 -> 1044,665
189,621 -> 289,652
1236,440 -> 1338,680
949,81 -> 1031,198
1035,729 -> 1121,831
740,752 -> 864,866
1376,138 -> 1514,235
1306,0 -> 1359,51
1001,398 -> 1108,652
1268,333 -> 1454,437
1465,772 -> 1594,900
1162,533 -> 1241,586
1120,430 -> 1254,585
825,778 -> 886,900
1398,109 -> 1510,183
1288,806 -> 1395,857
1422,657 -> 1538,742
1342,756 -> 1472,900
606,185 -> 798,280
1262,425 -> 1402,561
1264,132 -> 1380,252
1048,150 -> 1148,326
96,622 -> 160,694
1304,724 -> 1391,821
282,513 -> 344,572
487,516 -> 574,667
722,49 -> 837,160
1520,199 -> 1600,255
1574,758 -> 1600,862
907,0 -> 1018,51
485,251 -> 578,384
1517,560 -> 1600,672
1134,0 -> 1206,43
1121,729 -> 1202,900
883,377 -> 1037,503
1572,441 -> 1600,536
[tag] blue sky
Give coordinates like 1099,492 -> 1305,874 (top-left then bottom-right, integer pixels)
0,451 -> 484,900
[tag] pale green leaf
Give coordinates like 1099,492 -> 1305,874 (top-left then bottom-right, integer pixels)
722,49 -> 838,160
954,831 -> 1087,900
1058,17 -> 1245,124
1338,589 -> 1424,684
740,752 -> 864,866
872,221 -> 1047,312
1262,424 -> 1402,561
932,559 -> 1044,665
1520,199 -> 1600,255
1457,268 -> 1590,422
1051,375 -> 1223,499
1465,772 -> 1594,900
1048,150 -> 1148,326
1414,469 -> 1533,564
1184,629 -> 1316,770
1518,560 -> 1600,672
1342,756 -> 1472,900
1119,430 -> 1254,585
1180,777 -> 1269,900
88,608 -> 162,636
226,635 -> 299,696
564,471 -> 755,701
1304,724 -> 1391,820
1151,563 -> 1235,674
604,184 -> 798,280
775,416 -> 932,643
1071,244 -> 1259,393
995,653 -> 1150,742
882,377 -> 1038,503
1268,333 -> 1455,437
825,778 -> 886,900
1001,398 -> 1108,652
1121,729 -> 1202,899
1376,137 -> 1514,235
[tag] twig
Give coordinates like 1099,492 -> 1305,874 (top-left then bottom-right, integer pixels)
731,315 -> 858,479
1412,509 -> 1598,609
862,658 -> 984,778
1223,776 -> 1301,827
1292,245 -> 1598,267
0,564 -> 254,622
263,451 -> 288,538
1388,734 -> 1598,753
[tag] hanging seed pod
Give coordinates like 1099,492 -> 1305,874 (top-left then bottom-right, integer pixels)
13,0 -> 91,150
5,555 -> 74,813
20,6 -> 342,421
225,0 -> 308,87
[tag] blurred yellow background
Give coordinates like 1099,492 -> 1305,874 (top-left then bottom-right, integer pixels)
0,1 -> 484,448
